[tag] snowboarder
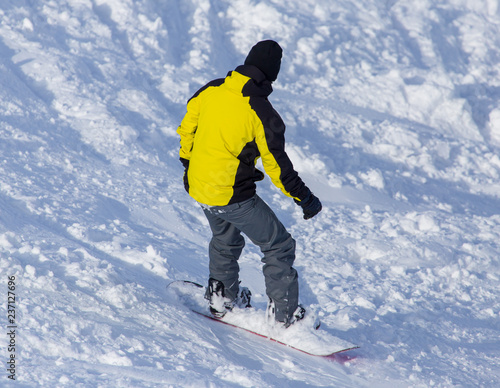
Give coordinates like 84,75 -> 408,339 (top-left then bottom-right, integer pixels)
177,40 -> 322,327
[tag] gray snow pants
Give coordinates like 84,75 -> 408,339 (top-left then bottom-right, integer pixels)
202,194 -> 298,323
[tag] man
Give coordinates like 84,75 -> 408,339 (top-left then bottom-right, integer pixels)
177,40 -> 322,327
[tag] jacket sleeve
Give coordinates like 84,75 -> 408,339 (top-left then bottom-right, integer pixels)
253,100 -> 311,201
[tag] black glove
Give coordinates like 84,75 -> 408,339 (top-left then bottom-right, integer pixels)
295,192 -> 322,220
180,157 -> 189,169
252,168 -> 265,182
180,158 -> 190,193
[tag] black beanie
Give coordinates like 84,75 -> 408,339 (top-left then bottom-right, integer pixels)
244,40 -> 282,82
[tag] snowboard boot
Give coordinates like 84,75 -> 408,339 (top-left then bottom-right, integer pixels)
205,278 -> 234,318
205,278 -> 252,318
266,298 -> 308,328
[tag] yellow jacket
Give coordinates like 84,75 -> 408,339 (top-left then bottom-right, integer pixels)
177,65 -> 310,206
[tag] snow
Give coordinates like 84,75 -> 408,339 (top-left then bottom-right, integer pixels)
0,0 -> 499,386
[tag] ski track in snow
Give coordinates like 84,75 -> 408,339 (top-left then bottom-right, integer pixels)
0,0 -> 499,387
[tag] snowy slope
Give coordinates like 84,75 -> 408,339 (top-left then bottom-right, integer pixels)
1,0 -> 500,386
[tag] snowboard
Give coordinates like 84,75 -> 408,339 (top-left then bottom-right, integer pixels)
166,280 -> 359,357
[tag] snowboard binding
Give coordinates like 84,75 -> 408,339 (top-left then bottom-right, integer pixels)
205,278 -> 252,318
